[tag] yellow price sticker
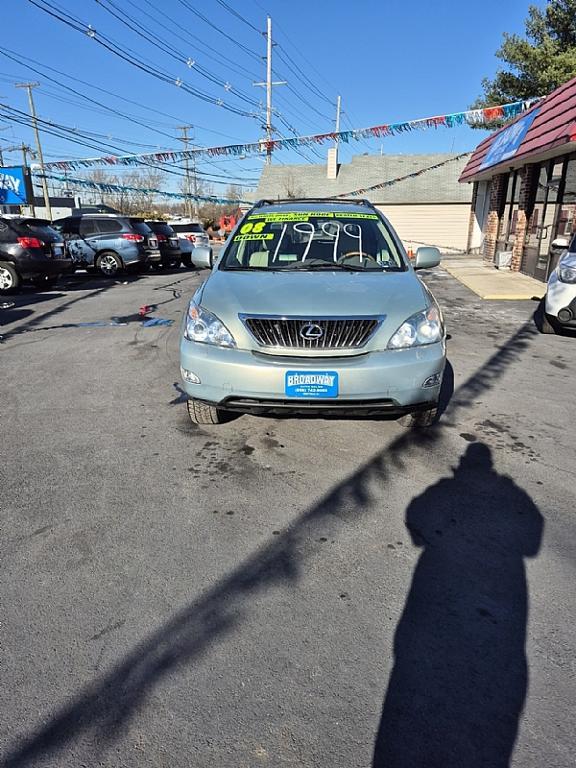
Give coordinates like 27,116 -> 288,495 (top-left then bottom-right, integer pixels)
233,233 -> 275,241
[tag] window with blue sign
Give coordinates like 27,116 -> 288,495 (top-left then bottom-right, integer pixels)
480,109 -> 540,170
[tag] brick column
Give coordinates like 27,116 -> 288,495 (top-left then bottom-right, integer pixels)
511,164 -> 537,272
465,182 -> 478,253
483,174 -> 507,263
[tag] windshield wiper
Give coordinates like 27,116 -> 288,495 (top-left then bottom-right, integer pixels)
285,260 -> 375,272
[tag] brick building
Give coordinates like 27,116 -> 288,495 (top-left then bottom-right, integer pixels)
460,76 -> 576,281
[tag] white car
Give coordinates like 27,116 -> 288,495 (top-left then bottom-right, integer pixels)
542,235 -> 576,334
168,220 -> 213,269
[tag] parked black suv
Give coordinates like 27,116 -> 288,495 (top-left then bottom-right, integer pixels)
52,215 -> 161,277
0,216 -> 71,292
145,221 -> 181,269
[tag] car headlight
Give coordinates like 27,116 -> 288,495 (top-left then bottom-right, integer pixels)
558,264 -> 576,283
184,301 -> 236,347
388,306 -> 443,349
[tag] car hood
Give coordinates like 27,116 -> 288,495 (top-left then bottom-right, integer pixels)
198,269 -> 431,352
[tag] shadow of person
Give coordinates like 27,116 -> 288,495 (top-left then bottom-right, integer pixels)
372,443 -> 543,768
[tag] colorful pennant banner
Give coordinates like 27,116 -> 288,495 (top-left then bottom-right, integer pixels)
35,172 -> 251,205
40,99 -> 540,172
333,151 -> 473,198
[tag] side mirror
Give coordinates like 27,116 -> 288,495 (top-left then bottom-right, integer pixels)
413,246 -> 441,270
551,237 -> 570,251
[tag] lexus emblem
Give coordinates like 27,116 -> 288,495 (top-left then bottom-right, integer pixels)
300,322 -> 324,340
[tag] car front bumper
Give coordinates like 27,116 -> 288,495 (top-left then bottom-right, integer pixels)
180,339 -> 446,412
545,270 -> 576,327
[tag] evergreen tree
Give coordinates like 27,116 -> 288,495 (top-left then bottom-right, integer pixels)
473,0 -> 576,112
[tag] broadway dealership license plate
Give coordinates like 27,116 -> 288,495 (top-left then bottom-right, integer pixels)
285,371 -> 339,398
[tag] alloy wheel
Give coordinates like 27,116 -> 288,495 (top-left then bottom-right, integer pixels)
0,266 -> 14,290
100,254 -> 119,276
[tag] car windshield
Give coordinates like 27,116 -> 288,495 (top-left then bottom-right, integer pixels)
129,219 -> 153,236
148,222 -> 174,236
220,210 -> 405,271
170,223 -> 204,234
17,219 -> 60,238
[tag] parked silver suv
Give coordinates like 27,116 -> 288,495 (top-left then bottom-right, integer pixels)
180,199 -> 445,426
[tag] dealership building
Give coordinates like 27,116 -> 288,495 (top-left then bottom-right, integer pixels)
460,76 -> 576,281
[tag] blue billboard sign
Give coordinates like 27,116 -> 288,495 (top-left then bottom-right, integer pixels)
480,109 -> 540,170
0,166 -> 33,205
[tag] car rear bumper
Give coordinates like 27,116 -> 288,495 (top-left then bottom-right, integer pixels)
10,258 -> 73,278
180,339 -> 446,410
143,249 -> 161,263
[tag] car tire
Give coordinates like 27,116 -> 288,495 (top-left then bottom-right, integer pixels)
96,251 -> 123,277
151,262 -> 164,271
399,406 -> 438,429
181,254 -> 193,269
540,311 -> 557,334
186,398 -> 234,425
0,263 -> 20,293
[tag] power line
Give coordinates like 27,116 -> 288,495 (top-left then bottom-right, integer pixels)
174,0 -> 261,63
27,0 -> 259,118
124,0 -> 262,81
0,47 -> 247,140
93,0 -> 261,108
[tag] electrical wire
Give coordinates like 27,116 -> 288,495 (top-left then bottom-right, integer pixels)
27,0 -> 259,118
93,0 -> 261,107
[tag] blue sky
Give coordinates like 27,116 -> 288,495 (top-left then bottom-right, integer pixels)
0,0 -> 546,194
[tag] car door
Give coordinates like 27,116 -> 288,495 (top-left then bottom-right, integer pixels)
53,217 -> 85,265
77,218 -> 101,266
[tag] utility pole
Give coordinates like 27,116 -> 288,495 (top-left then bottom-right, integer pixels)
253,16 -> 286,165
178,125 -> 198,219
15,82 -> 51,220
335,95 -> 342,147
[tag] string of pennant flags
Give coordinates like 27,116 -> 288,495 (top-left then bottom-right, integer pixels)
36,152 -> 472,203
34,172 -> 252,205
40,99 -> 540,171
332,151 -> 473,198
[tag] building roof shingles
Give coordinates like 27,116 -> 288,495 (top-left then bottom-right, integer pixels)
255,154 -> 472,205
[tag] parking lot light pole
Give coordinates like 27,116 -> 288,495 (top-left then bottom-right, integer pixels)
15,82 -> 51,220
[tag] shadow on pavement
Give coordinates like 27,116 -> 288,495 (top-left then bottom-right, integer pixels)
1,322 -> 541,767
372,442 -> 543,768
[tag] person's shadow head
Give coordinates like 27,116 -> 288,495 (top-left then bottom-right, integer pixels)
373,442 -> 544,768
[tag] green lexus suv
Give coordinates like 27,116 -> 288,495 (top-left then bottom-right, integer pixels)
180,198 -> 445,427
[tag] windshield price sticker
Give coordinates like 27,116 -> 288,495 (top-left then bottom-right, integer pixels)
233,232 -> 275,241
247,212 -> 379,222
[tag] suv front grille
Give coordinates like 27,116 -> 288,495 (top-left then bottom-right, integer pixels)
241,316 -> 382,349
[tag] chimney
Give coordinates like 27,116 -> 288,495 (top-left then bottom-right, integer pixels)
327,147 -> 338,180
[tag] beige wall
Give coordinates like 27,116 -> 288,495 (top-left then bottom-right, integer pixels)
376,203 -> 470,252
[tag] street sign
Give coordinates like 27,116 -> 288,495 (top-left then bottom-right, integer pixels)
0,166 -> 34,205
480,109 -> 540,170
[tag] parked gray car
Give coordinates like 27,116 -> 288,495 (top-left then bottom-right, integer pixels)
168,220 -> 213,269
180,199 -> 445,426
52,214 -> 160,276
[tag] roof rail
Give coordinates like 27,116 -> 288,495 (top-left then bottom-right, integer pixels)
252,197 -> 374,207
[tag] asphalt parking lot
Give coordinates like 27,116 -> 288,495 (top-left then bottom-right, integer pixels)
1,263 -> 575,767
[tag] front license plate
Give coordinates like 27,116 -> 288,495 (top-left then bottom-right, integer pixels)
285,370 -> 339,398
